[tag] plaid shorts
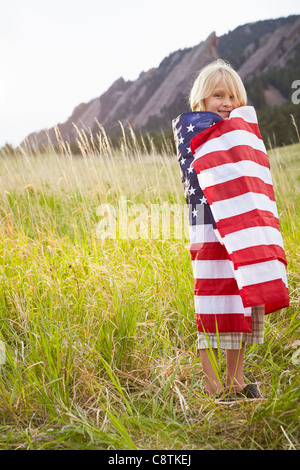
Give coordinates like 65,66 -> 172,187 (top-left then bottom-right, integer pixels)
197,305 -> 265,350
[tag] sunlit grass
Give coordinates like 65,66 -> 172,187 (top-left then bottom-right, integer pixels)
0,129 -> 299,450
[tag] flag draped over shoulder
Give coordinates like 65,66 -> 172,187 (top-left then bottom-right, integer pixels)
173,111 -> 252,333
190,106 -> 289,319
172,106 -> 289,334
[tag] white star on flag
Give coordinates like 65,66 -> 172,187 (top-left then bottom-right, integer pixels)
200,196 -> 207,204
178,136 -> 184,144
180,157 -> 186,165
192,208 -> 198,217
188,166 -> 194,174
189,187 -> 196,195
187,124 -> 195,132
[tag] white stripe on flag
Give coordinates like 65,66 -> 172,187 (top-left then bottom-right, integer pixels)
192,259 -> 234,279
189,224 -> 218,244
229,106 -> 258,123
194,295 -> 252,315
198,160 -> 272,189
234,259 -> 288,288
194,129 -> 267,160
211,192 -> 279,222
224,226 -> 284,253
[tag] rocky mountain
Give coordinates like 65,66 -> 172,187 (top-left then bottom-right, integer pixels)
23,15 -> 300,150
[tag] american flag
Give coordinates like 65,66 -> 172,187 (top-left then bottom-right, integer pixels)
173,106 -> 289,334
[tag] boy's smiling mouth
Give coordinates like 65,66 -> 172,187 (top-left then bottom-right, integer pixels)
218,109 -> 231,118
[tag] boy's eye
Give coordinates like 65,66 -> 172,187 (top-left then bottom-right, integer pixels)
213,92 -> 235,100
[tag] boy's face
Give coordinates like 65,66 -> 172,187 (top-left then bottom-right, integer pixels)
203,79 -> 238,119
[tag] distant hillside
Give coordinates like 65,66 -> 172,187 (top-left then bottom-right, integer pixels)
22,15 -> 300,151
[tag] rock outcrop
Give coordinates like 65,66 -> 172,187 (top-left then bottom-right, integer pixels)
22,15 -> 300,150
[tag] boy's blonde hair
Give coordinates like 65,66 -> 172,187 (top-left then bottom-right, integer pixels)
189,59 -> 247,112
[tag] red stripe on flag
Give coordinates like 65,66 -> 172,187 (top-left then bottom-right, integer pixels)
195,313 -> 253,333
264,298 -> 290,314
205,176 -> 275,203
193,145 -> 270,173
230,244 -> 287,268
240,279 -> 289,311
215,209 -> 280,235
194,278 -> 239,296
190,242 -> 228,260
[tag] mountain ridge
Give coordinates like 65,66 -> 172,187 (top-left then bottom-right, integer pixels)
23,15 -> 300,150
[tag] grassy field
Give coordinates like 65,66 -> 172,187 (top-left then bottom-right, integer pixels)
0,129 -> 299,450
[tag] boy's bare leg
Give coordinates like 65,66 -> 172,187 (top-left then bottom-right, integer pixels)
200,349 -> 223,395
226,343 -> 246,392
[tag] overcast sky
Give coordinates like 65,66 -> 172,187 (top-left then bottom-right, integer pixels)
1,0 -> 300,148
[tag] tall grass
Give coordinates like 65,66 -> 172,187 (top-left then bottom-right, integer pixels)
0,127 -> 299,450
